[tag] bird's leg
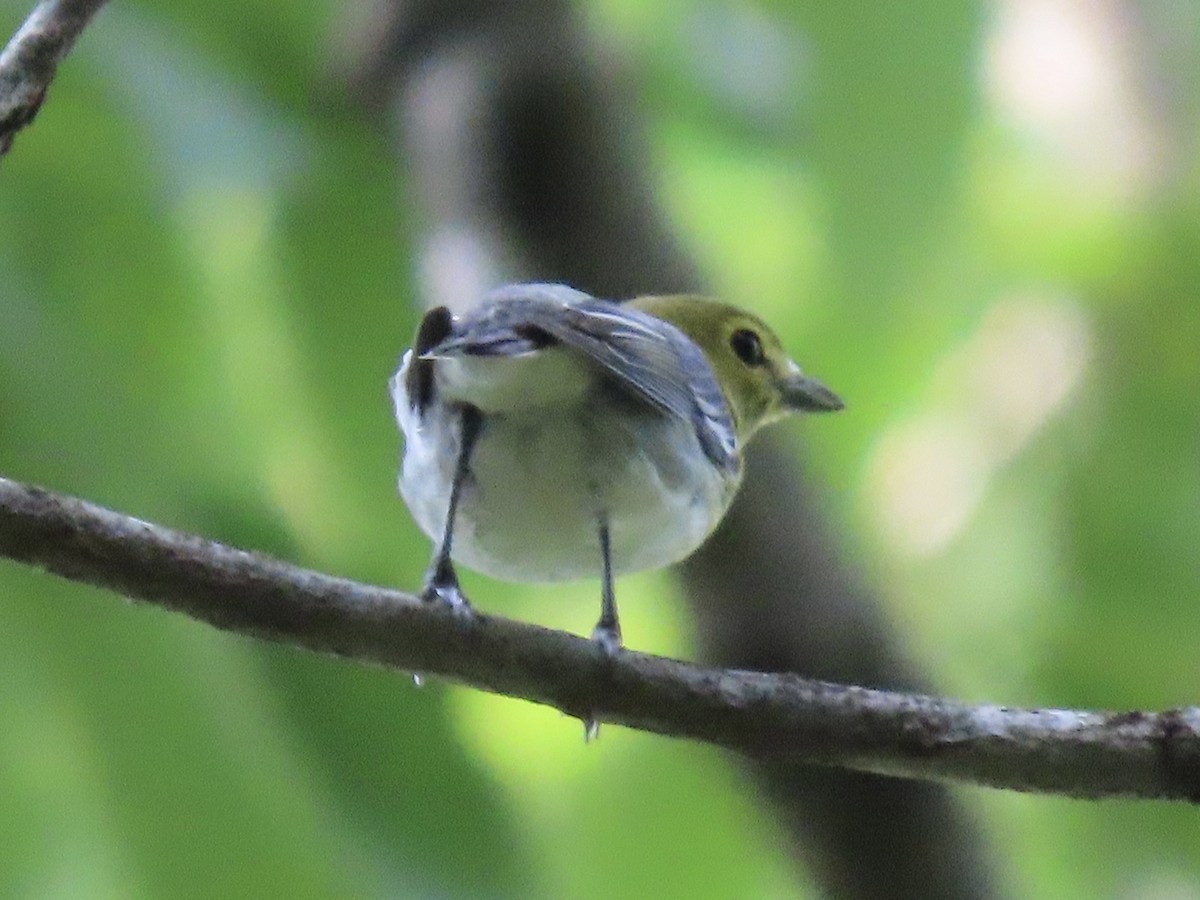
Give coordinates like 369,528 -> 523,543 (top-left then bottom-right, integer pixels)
421,404 -> 482,617
584,515 -> 620,742
590,514 -> 622,655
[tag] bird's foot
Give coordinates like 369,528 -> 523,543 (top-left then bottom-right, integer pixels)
590,621 -> 622,657
421,568 -> 474,620
583,618 -> 620,741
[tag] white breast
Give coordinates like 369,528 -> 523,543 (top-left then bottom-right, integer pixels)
391,353 -> 739,584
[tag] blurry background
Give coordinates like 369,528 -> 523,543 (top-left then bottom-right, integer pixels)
2,0 -> 1200,897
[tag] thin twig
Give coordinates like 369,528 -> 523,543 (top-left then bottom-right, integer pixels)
1,474 -> 1198,801
0,0 -> 108,156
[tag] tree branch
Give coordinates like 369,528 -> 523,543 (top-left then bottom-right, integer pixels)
0,0 -> 107,156
2,473 -> 1198,801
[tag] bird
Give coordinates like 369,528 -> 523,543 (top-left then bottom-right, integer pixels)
390,282 -> 842,653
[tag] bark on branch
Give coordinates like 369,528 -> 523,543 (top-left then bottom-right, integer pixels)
2,473 -> 1198,801
0,0 -> 107,156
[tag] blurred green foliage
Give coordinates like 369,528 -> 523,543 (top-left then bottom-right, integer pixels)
3,0 -> 1200,897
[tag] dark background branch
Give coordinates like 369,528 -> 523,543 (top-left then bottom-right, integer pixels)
347,1 -> 999,896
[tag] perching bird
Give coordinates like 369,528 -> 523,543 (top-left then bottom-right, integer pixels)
390,283 -> 842,652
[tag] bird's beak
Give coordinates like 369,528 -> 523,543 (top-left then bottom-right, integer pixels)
780,369 -> 844,413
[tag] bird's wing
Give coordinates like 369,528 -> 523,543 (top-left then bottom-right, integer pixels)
426,284 -> 739,471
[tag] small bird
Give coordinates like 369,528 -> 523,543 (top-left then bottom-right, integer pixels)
390,283 -> 842,652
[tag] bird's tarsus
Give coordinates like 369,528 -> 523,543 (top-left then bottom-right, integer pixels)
420,405 -> 483,620
592,515 -> 622,656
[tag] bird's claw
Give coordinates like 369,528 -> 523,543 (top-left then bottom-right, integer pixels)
421,580 -> 474,620
590,621 -> 622,657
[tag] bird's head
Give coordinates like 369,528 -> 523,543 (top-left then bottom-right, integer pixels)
630,295 -> 843,442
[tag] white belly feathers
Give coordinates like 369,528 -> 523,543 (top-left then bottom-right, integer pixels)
391,349 -> 737,583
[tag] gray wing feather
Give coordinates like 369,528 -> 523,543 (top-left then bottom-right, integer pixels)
427,284 -> 738,471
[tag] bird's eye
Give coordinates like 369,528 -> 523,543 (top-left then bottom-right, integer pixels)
729,329 -> 766,367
